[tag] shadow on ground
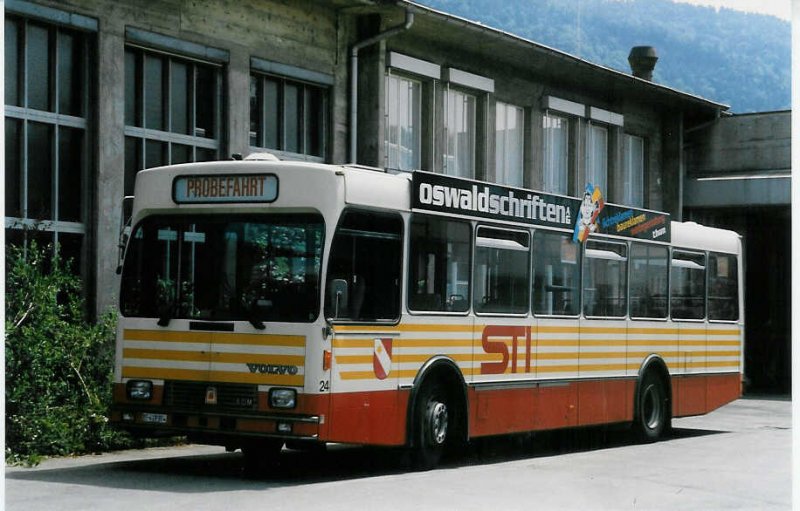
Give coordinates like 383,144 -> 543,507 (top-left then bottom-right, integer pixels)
6,425 -> 726,493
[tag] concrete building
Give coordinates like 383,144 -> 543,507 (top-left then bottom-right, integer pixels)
684,111 -> 791,393
3,0 -> 728,307
9,0 -> 786,391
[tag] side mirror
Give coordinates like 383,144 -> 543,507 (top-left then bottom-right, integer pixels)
327,279 -> 349,320
116,196 -> 135,274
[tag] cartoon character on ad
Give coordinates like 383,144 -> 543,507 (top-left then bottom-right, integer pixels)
573,183 -> 605,243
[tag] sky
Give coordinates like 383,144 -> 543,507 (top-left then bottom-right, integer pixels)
670,0 -> 791,20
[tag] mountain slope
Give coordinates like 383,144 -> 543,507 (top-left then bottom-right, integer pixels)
417,0 -> 790,113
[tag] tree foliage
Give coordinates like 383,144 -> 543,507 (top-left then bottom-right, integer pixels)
420,0 -> 789,113
4,242 -> 132,465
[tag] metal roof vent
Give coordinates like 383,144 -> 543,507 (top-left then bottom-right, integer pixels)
628,46 -> 658,81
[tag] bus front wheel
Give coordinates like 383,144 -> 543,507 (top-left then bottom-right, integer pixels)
634,371 -> 669,442
411,382 -> 450,470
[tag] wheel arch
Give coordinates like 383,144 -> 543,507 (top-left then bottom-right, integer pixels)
635,354 -> 673,419
405,356 -> 468,448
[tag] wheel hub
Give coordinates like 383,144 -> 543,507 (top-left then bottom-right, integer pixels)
643,384 -> 662,430
429,402 -> 448,445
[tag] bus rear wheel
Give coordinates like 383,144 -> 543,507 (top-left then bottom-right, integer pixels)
634,371 -> 669,442
411,382 -> 450,470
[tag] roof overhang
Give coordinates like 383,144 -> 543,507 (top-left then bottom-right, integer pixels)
368,0 -> 729,120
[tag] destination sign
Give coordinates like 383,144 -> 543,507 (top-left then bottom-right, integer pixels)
411,171 -> 670,242
173,174 -> 278,204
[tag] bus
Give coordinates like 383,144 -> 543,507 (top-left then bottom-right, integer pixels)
111,156 -> 744,471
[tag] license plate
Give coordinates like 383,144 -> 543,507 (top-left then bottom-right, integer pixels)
141,413 -> 168,424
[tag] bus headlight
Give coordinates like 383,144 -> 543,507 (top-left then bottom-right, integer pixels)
127,380 -> 153,400
269,388 -> 297,409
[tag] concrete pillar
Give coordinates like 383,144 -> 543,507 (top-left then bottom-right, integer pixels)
94,17 -> 126,316
355,38 -> 385,167
660,113 -> 684,220
227,46 -> 250,157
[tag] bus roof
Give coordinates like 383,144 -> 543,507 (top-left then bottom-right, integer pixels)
671,221 -> 742,254
131,160 -> 740,254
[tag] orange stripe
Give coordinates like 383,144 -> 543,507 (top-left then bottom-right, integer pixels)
332,339 -> 373,349
334,324 -> 477,333
124,329 -> 305,347
121,366 -> 304,385
123,348 -> 304,365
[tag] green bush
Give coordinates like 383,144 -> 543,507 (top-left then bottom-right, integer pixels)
5,241 -> 134,465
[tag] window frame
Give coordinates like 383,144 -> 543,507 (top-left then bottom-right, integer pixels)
4,10 -> 94,269
406,214 -> 472,315
531,229 -> 582,318
324,208 -> 404,325
494,101 -> 525,187
385,70 -> 423,172
670,249 -> 707,321
249,68 -> 330,162
707,251 -> 740,323
124,42 -> 224,195
581,239 -> 628,319
585,121 -> 609,193
622,133 -> 645,207
542,111 -> 571,195
443,84 -> 478,179
472,224 -> 531,317
628,241 -> 670,321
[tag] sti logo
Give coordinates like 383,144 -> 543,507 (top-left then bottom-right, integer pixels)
480,325 -> 534,375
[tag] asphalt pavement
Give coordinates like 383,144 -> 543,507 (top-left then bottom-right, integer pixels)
4,396 -> 792,510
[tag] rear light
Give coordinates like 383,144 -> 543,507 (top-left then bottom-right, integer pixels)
323,350 -> 332,371
126,380 -> 153,400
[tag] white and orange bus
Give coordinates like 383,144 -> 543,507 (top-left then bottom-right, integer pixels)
111,156 -> 744,470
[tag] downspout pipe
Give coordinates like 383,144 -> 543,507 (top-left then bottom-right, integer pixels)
349,9 -> 414,164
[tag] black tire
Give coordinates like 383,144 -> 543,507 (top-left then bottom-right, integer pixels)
242,438 -> 283,477
285,439 -> 326,453
634,371 -> 670,442
411,382 -> 450,470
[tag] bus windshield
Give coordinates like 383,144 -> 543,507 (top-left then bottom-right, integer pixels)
120,213 -> 323,323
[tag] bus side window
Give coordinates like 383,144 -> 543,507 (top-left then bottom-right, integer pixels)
408,215 -> 471,313
671,250 -> 706,320
532,231 -> 580,316
582,240 -> 627,318
708,252 -> 739,321
630,243 -> 668,319
325,209 -> 402,322
473,226 -> 530,314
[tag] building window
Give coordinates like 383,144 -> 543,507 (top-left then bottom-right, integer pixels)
5,14 -> 92,268
385,72 -> 421,171
585,123 -> 608,193
542,112 -> 569,194
124,45 -> 223,195
495,102 -> 524,187
623,134 -> 645,206
249,72 -> 328,161
444,88 -> 476,178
